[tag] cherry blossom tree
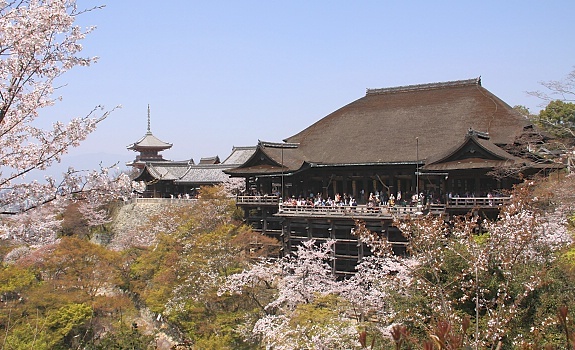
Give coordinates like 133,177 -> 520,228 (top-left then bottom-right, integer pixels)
222,176 -> 246,196
77,198 -> 112,231
0,1 -> 138,243
219,240 -> 369,348
528,66 -> 575,103
377,179 -> 573,348
220,174 -> 574,348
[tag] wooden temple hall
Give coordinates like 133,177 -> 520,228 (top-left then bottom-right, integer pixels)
223,78 -> 561,276
127,80 -> 561,276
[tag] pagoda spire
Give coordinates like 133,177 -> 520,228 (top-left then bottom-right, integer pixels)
147,104 -> 151,133
126,105 -> 173,169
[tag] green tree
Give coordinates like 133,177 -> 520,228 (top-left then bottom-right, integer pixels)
3,303 -> 93,350
513,104 -> 532,118
85,321 -> 154,350
533,100 -> 575,138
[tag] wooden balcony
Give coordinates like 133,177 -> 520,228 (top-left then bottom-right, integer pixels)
236,195 -> 280,206
278,203 -> 393,219
447,196 -> 510,208
236,195 -> 512,219
125,197 -> 197,204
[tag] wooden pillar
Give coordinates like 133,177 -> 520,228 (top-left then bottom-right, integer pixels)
329,222 -> 336,274
283,220 -> 292,257
475,175 -> 481,196
333,179 -> 338,197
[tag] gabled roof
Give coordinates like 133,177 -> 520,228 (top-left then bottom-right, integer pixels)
133,146 -> 256,184
221,146 -> 257,165
423,129 -> 525,171
127,131 -> 172,151
176,164 -> 234,184
226,78 -> 535,176
135,161 -> 236,185
199,156 -> 220,165
146,162 -> 191,180
225,141 -> 303,176
284,78 -> 529,165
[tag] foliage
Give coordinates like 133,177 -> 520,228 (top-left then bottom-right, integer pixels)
220,175 -> 575,349
513,105 -> 532,118
125,185 -> 278,347
532,100 -> 575,138
0,0 -> 137,246
0,236 -> 140,349
85,322 -> 155,350
1,177 -> 573,348
3,303 -> 93,350
0,263 -> 36,300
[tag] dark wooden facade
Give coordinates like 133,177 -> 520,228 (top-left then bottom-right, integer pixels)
226,78 -> 562,275
236,195 -> 509,275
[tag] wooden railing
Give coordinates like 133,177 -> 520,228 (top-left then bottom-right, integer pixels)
125,197 -> 197,204
447,196 -> 510,208
275,197 -> 512,218
236,195 -> 280,205
125,196 -> 511,214
278,204 -> 394,218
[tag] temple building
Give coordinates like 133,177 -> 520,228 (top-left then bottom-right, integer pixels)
125,80 -> 562,275
226,78 -> 557,201
225,78 -> 561,275
127,106 -> 255,198
127,105 -> 173,169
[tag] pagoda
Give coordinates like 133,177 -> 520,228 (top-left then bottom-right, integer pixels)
127,105 -> 173,169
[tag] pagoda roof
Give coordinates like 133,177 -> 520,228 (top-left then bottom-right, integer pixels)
127,131 -> 172,151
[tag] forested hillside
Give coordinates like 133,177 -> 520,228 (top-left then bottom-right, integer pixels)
0,174 -> 574,349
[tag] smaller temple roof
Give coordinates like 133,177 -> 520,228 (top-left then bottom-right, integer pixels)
127,131 -> 173,151
134,146 -> 257,185
423,129 -> 526,171
221,146 -> 258,165
224,141 -> 303,176
176,165 -> 234,184
145,162 -> 190,181
199,156 -> 221,165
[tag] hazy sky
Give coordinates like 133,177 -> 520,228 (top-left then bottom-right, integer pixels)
47,1 -> 575,174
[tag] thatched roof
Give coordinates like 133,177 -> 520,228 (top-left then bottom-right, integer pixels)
423,129 -> 525,171
227,78 -> 532,175
287,78 -> 528,164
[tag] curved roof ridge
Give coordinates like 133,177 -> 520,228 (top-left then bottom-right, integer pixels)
127,132 -> 172,150
366,77 -> 481,95
259,140 -> 300,148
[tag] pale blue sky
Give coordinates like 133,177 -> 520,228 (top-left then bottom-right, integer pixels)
48,0 -> 575,173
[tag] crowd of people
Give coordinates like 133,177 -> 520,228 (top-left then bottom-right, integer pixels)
280,190 -> 435,209
243,188 -> 506,209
